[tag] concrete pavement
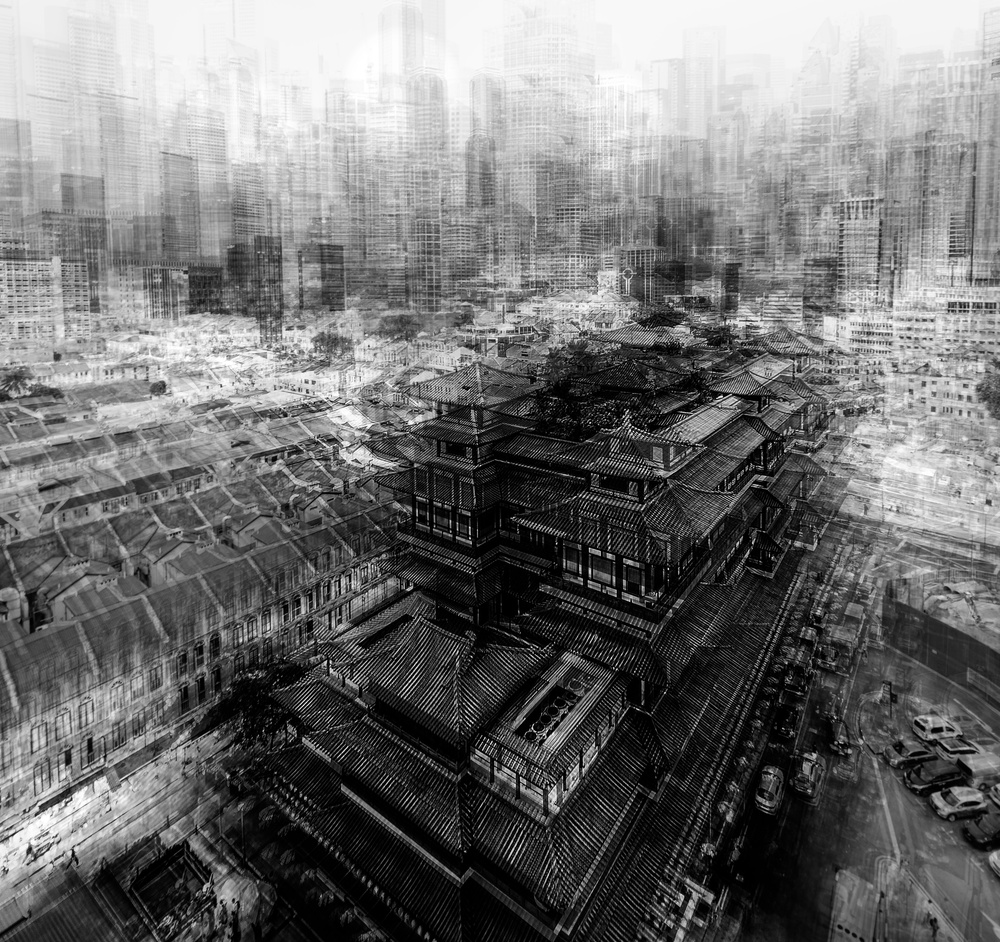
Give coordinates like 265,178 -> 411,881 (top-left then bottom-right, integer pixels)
0,728 -> 239,929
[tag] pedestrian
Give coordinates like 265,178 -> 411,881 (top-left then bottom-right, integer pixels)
69,847 -> 79,866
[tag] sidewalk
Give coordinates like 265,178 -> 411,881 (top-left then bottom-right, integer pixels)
879,858 -> 965,942
0,729 -> 235,920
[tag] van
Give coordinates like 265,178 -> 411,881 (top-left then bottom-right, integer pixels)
912,714 -> 962,743
956,753 -> 1000,791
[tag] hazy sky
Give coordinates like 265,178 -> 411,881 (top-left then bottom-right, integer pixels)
157,0 -> 990,77
26,0 -> 997,82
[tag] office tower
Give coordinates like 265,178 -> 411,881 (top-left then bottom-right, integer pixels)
297,242 -> 346,313
973,8 -> 1000,282
379,0 -> 425,101
203,0 -> 258,62
837,197 -> 883,311
500,0 -> 597,289
161,152 -> 200,263
0,2 -> 30,236
466,70 -> 503,209
421,0 -> 446,72
683,26 -> 725,139
405,69 -> 447,313
187,102 -> 232,264
251,234 -> 283,344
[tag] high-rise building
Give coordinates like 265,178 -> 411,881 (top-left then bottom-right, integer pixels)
0,241 -> 89,344
379,0 -> 425,101
297,242 -> 346,312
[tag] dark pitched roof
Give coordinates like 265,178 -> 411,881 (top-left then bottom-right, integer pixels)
357,616 -> 550,745
410,362 -> 535,408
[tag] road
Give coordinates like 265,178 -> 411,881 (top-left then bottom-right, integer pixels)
731,425 -> 1000,942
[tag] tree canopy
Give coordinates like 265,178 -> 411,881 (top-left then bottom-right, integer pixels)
532,341 -> 661,439
375,313 -> 422,341
26,384 -> 64,399
149,380 -> 168,396
312,330 -> 354,360
0,367 -> 34,397
198,659 -> 309,751
977,359 -> 1000,421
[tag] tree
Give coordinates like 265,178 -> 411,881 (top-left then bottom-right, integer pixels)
150,380 -> 168,397
977,359 -> 1000,420
375,313 -> 422,341
312,330 -> 353,361
0,367 -> 34,397
25,384 -> 64,399
202,659 -> 309,751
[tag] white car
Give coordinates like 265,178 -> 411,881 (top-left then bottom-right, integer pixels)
929,786 -> 988,822
990,850 -> 1000,880
755,766 -> 784,816
912,714 -> 962,743
934,737 -> 983,761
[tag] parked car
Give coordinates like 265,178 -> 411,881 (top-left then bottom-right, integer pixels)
934,737 -> 983,762
790,751 -> 827,800
991,851 -> 1000,880
956,753 -> 1000,792
783,649 -> 813,697
774,701 -> 803,740
987,782 -> 1000,810
814,686 -> 843,722
828,718 -> 853,757
929,786 -> 989,821
963,813 -> 1000,850
755,766 -> 785,816
883,739 -> 936,770
905,760 -> 965,797
912,714 -> 963,743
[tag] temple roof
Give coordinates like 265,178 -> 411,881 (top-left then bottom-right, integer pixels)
354,616 -> 552,746
410,362 -> 536,408
589,325 -> 687,350
513,483 -> 738,555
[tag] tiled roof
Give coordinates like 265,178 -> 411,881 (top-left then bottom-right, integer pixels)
782,452 -> 829,476
656,398 -> 750,444
357,616 -> 550,746
514,483 -> 737,550
410,362 -> 535,408
493,432 -> 578,464
578,360 -> 679,393
470,711 -> 650,910
311,714 -> 466,854
703,421 -> 766,458
590,325 -> 685,350
671,448 -> 747,489
708,371 -> 775,397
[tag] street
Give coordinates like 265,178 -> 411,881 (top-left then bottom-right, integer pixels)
731,425 -> 1000,942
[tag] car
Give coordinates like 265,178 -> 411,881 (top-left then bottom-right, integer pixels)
912,714 -> 963,743
790,751 -> 827,800
934,737 -> 983,761
905,760 -> 966,797
828,718 -> 853,757
929,786 -> 989,821
988,783 -> 1000,810
814,686 -> 843,722
883,739 -> 936,770
755,765 -> 784,815
774,701 -> 803,740
991,851 -> 1000,880
963,813 -> 1000,850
